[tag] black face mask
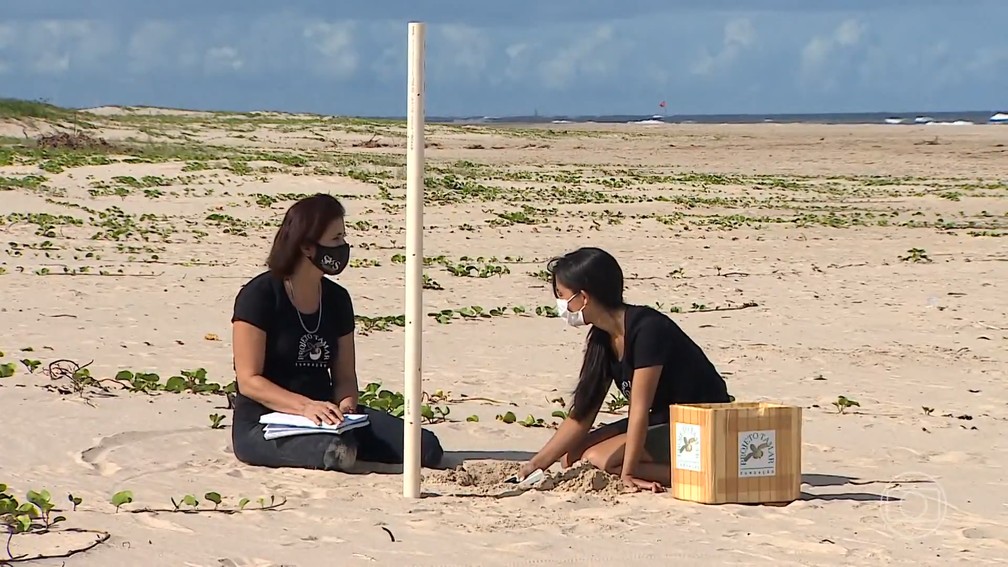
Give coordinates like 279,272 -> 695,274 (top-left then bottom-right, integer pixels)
309,242 -> 350,276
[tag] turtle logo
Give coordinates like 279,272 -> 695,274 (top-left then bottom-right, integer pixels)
741,440 -> 770,464
296,333 -> 331,368
738,430 -> 776,477
674,423 -> 702,472
678,436 -> 698,454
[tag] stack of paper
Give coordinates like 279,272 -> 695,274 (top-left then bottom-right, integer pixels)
259,411 -> 370,440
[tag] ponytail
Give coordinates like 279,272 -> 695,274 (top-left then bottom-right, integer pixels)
568,325 -> 617,423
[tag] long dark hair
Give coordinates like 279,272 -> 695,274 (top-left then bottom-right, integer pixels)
266,193 -> 346,277
547,247 -> 625,423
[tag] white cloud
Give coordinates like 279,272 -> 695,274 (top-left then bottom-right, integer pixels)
32,52 -> 70,74
32,20 -> 103,73
800,18 -> 865,73
801,37 -> 831,70
834,19 -> 864,47
229,13 -> 315,74
434,24 -> 490,83
538,25 -> 621,90
726,18 -> 756,46
370,44 -> 403,83
0,8 -> 1004,115
204,46 -> 243,73
303,21 -> 358,78
356,21 -> 402,83
0,19 -> 116,75
127,21 -> 190,73
502,42 -> 532,82
0,15 -> 360,79
691,18 -> 756,76
798,18 -> 867,90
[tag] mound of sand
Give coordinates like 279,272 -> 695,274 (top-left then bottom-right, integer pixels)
537,462 -> 632,496
424,460 -> 631,497
81,105 -> 214,117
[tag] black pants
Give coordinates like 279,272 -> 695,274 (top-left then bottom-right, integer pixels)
231,406 -> 444,471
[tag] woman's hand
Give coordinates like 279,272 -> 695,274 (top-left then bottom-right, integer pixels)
337,395 -> 358,415
299,400 -> 344,425
517,460 -> 541,481
621,474 -> 665,493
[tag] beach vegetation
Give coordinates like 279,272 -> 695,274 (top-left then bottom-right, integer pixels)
832,395 -> 860,414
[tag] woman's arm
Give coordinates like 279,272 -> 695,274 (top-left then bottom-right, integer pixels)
529,417 -> 591,470
232,320 -> 312,414
621,366 -> 662,479
329,284 -> 359,410
528,394 -> 606,470
331,331 -> 359,409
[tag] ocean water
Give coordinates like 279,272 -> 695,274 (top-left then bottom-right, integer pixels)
427,110 -> 1007,126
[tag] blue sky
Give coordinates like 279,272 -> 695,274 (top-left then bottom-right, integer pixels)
0,1 -> 1006,117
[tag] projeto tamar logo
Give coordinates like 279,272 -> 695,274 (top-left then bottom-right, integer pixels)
738,430 -> 776,477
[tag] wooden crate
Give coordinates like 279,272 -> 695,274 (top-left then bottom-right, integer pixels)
669,402 -> 802,505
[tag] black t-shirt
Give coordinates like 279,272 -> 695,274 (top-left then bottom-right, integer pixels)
230,271 -> 355,423
616,304 -> 731,422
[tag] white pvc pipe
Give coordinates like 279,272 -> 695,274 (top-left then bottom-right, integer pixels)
403,21 -> 426,499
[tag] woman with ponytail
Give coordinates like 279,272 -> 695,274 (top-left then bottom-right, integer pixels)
517,247 -> 731,492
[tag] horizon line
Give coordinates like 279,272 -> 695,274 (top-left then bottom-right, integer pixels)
5,98 -> 1003,122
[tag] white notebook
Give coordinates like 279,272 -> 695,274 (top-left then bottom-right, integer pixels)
259,412 -> 370,440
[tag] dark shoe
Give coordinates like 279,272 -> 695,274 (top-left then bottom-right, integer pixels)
421,429 -> 444,468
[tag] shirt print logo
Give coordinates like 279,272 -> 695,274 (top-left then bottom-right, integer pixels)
296,333 -> 331,368
619,379 -> 632,398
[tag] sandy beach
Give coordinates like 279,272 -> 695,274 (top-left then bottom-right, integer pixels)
1,106 -> 1007,566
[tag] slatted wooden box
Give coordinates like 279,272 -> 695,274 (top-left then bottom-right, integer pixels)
669,402 -> 802,504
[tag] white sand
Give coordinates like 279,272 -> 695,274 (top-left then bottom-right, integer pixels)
1,112 -> 1006,566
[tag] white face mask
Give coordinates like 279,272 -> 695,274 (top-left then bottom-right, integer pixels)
556,295 -> 587,328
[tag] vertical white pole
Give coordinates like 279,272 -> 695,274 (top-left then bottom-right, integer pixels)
403,21 -> 426,499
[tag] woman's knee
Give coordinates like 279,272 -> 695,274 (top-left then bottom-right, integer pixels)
582,445 -> 621,474
420,428 -> 444,467
231,428 -> 265,466
322,435 -> 358,471
562,443 -> 588,468
232,443 -> 281,469
232,443 -> 256,466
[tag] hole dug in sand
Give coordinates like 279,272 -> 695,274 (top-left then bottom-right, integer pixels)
424,460 -> 633,497
425,460 -> 523,488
